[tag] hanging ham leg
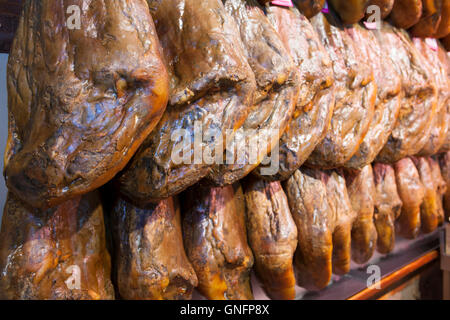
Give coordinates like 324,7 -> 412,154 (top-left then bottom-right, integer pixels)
0,192 -> 114,300
428,156 -> 447,225
110,196 -> 197,300
389,0 -> 423,29
372,163 -> 403,254
181,184 -> 254,300
293,0 -> 326,18
438,152 -> 450,221
411,157 -> 440,234
344,166 -> 377,264
284,168 -> 334,291
410,0 -> 443,38
253,6 -> 335,180
209,0 -> 300,186
243,177 -> 297,300
394,158 -> 424,239
118,0 -> 257,204
6,0 -> 169,209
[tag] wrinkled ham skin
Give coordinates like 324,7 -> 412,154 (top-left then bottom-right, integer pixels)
6,0 -> 169,209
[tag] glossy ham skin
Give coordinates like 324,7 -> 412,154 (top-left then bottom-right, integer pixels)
365,0 -> 395,19
344,166 -> 377,264
284,168 -> 334,291
428,156 -> 447,225
325,170 -> 357,275
434,0 -> 450,38
254,6 -> 334,180
5,0 -> 169,209
411,157 -> 439,234
415,39 -> 449,157
410,0 -> 443,38
394,158 -> 424,239
118,0 -> 257,204
0,192 -> 114,300
181,184 -> 254,300
389,0 -> 423,29
243,177 -> 297,300
438,152 -> 450,221
375,24 -> 437,163
328,0 -> 370,24
209,0 -> 300,186
306,12 -> 376,169
372,163 -> 403,254
345,24 -> 402,169
293,0 -> 326,18
110,196 -> 197,300
438,45 -> 450,153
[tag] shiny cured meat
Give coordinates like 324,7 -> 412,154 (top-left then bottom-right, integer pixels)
306,12 -> 376,169
254,6 -> 335,180
375,23 -> 437,163
372,163 -> 403,254
5,0 -> 169,209
181,184 -> 254,300
344,166 -> 377,264
410,0 -> 443,38
110,196 -> 197,300
438,152 -> 450,220
394,158 -> 424,239
328,0 -> 370,24
243,177 -> 297,300
414,38 -> 450,156
345,24 -> 402,169
293,0 -> 326,18
389,0 -> 423,29
209,0 -> 300,186
118,0 -> 257,204
0,192 -> 114,300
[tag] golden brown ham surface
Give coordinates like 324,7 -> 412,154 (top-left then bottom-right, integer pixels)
344,166 -> 377,264
414,38 -> 449,156
110,196 -> 197,300
0,192 -> 114,300
372,163 -> 403,254
410,0 -> 443,38
365,0 -> 395,19
428,156 -> 447,225
284,168 -> 334,291
209,0 -> 300,186
411,157 -> 439,234
375,24 -> 437,163
6,0 -> 169,209
181,184 -> 254,300
438,152 -> 450,220
118,0 -> 256,204
345,24 -> 402,169
306,12 -> 376,169
435,0 -> 450,38
243,177 -> 297,300
293,0 -> 326,18
394,158 -> 424,239
254,6 -> 334,180
328,0 -> 370,24
389,0 -> 423,29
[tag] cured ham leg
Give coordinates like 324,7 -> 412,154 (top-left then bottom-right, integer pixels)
389,0 -> 423,29
328,0 -> 370,24
411,157 -> 439,234
119,0 -> 256,204
344,166 -> 377,264
438,152 -> 450,220
284,168 -> 334,291
0,192 -> 114,300
428,157 -> 447,225
254,6 -> 334,180
210,0 -> 300,185
394,158 -> 424,239
372,163 -> 403,254
293,0 -> 326,18
306,12 -> 376,168
110,196 -> 197,300
243,177 -> 297,300
6,0 -> 169,209
182,184 -> 254,300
